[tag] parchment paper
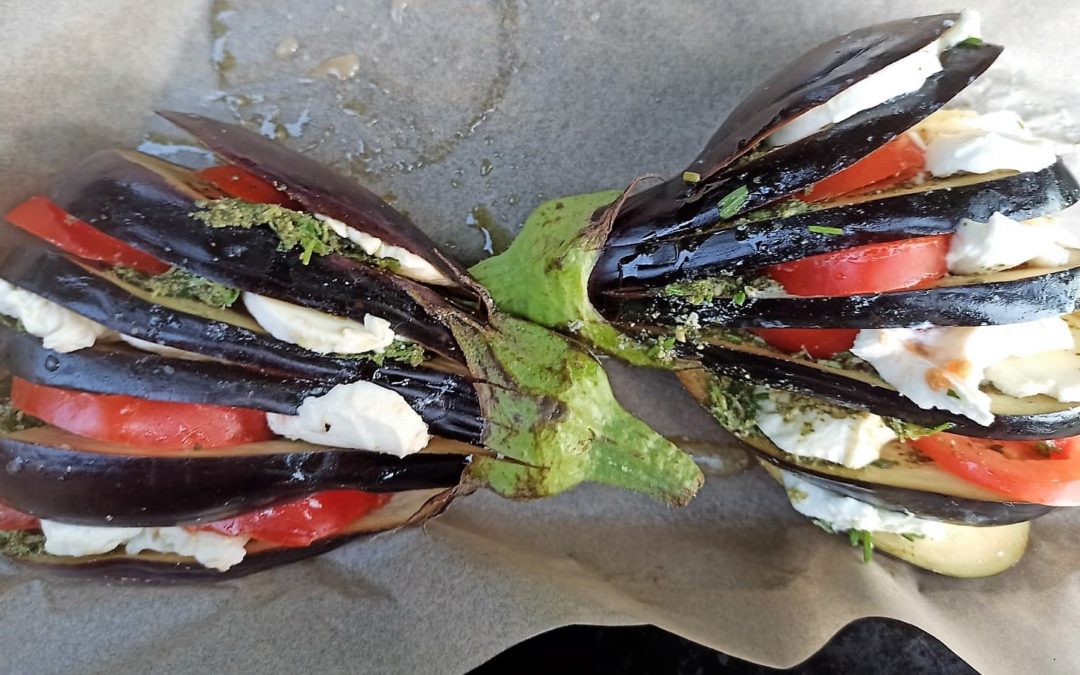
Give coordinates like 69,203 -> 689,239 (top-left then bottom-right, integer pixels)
2,1 -> 1080,673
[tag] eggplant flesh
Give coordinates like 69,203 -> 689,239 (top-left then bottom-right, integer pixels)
158,111 -> 475,293
594,162 -> 1080,290
0,425 -> 469,525
690,341 -> 1080,440
601,254 -> 1080,329
0,325 -> 485,444
47,150 -> 465,361
1,487 -> 452,581
607,43 -> 1002,247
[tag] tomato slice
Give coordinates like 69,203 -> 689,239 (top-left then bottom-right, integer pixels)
912,433 -> 1080,505
197,490 -> 390,547
750,328 -> 859,359
5,196 -> 170,275
0,501 -> 40,531
196,165 -> 292,205
799,133 -> 925,203
11,378 -> 272,451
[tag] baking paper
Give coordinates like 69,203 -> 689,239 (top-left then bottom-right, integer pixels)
2,1 -> 1079,673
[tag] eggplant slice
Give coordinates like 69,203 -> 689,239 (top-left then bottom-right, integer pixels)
1,487 -> 454,581
0,325 -> 485,444
607,42 -> 1002,247
0,425 -> 471,525
687,339 -> 1080,440
157,110 -> 477,294
594,161 -> 1080,290
47,150 -> 465,361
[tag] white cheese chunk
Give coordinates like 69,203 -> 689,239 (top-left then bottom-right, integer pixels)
0,279 -> 115,352
781,471 -> 947,540
947,212 -> 1080,274
921,109 -> 1056,177
766,9 -> 980,146
266,380 -> 430,457
755,390 -> 895,469
243,292 -> 395,355
317,214 -> 453,286
851,318 -> 1074,425
986,351 -> 1080,402
39,520 -> 250,572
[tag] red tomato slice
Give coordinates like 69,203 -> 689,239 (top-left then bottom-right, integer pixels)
750,328 -> 859,358
799,133 -> 925,203
767,235 -> 950,297
0,501 -> 40,531
196,165 -> 292,205
11,378 -> 273,451
5,196 -> 170,275
912,433 -> 1080,505
197,490 -> 390,547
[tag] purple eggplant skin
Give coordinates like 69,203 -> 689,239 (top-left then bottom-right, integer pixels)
47,150 -> 466,362
158,110 -> 479,294
0,326 -> 485,444
594,161 -> 1080,291
693,342 -> 1080,441
0,425 -> 469,526
605,43 -> 1002,248
754,451 -> 1053,527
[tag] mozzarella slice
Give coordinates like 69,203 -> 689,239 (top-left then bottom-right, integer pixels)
851,318 -> 1075,425
766,9 -> 980,146
266,380 -> 430,457
243,292 -> 395,355
782,471 -> 947,540
317,214 -> 453,286
0,279 -> 115,352
755,389 -> 896,469
947,212 -> 1080,274
986,351 -> 1080,402
921,109 -> 1055,177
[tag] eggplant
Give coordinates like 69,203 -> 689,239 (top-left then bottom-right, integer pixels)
606,42 -> 1002,247
594,161 -> 1080,290
47,150 -> 466,361
684,338 -> 1080,440
600,254 -> 1080,329
0,487 -> 453,581
0,325 -> 485,444
0,425 -> 470,525
157,111 -> 479,295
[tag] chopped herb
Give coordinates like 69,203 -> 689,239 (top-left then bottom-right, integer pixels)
870,458 -> 897,469
0,530 -> 45,557
340,340 -> 427,367
957,36 -> 984,47
900,532 -> 925,542
849,529 -> 874,563
704,376 -> 762,438
807,225 -> 844,235
647,335 -> 679,363
682,171 -> 702,183
717,185 -> 750,219
114,266 -> 240,309
1034,440 -> 1061,458
946,389 -> 961,399
731,290 -> 747,306
884,419 -> 954,443
0,401 -> 43,434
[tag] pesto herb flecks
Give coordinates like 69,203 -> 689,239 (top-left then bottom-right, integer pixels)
884,418 -> 954,443
704,375 -> 762,438
340,340 -> 427,367
115,266 -> 240,309
0,401 -> 43,434
0,530 -> 45,557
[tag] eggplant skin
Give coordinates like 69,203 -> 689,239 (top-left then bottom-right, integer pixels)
607,43 -> 1002,248
595,161 -> 1080,290
157,110 -> 476,293
0,324 -> 486,444
689,13 -> 961,180
0,426 -> 469,525
692,342 -> 1080,440
47,150 -> 465,361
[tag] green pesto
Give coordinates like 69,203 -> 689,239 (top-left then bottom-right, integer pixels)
0,530 -> 45,557
340,340 -> 427,367
662,275 -> 781,307
700,372 -> 762,439
114,266 -> 240,309
470,191 -> 684,368
0,401 -> 43,434
449,311 -> 702,505
883,419 -> 955,443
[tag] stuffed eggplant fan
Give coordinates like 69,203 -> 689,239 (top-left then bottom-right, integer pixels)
0,112 -> 702,579
472,10 -> 1080,576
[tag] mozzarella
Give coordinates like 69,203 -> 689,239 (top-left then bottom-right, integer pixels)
0,279 -> 115,352
851,318 -> 1075,425
947,212 -> 1080,274
755,389 -> 896,469
921,109 -> 1055,177
987,351 -> 1080,402
118,334 -> 218,361
38,520 -> 250,572
766,9 -> 980,146
243,292 -> 395,355
317,214 -> 453,286
781,471 -> 947,540
266,379 -> 430,457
